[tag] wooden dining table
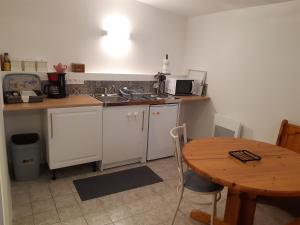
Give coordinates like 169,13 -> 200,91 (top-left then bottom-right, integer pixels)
183,137 -> 300,225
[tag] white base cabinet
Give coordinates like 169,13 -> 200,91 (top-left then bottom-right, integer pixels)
44,106 -> 102,171
102,105 -> 149,169
147,104 -> 179,160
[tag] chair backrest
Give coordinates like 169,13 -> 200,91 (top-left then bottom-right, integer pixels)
213,113 -> 242,138
276,119 -> 300,154
170,124 -> 187,184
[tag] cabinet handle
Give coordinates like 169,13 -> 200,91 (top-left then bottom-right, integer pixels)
50,113 -> 53,139
142,110 -> 145,131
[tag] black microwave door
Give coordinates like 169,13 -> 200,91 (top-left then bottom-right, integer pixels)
175,80 -> 193,96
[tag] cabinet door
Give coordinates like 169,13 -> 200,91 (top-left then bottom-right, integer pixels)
102,105 -> 149,167
47,106 -> 102,169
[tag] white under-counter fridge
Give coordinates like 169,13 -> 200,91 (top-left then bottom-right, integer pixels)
147,103 -> 179,160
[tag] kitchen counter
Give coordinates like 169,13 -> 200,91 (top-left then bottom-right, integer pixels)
94,94 -> 209,107
3,94 -> 210,111
97,96 -> 182,107
3,95 -> 102,112
176,95 -> 210,102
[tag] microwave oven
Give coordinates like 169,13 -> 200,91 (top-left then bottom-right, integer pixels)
165,78 -> 194,96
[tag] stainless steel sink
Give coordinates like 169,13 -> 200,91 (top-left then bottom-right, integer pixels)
93,93 -> 181,106
94,94 -> 129,103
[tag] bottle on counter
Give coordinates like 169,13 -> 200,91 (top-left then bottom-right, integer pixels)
162,54 -> 169,74
3,53 -> 11,71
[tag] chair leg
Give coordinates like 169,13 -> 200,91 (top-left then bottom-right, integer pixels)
170,186 -> 184,225
210,193 -> 217,225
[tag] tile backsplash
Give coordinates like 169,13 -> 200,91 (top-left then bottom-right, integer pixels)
67,80 -> 156,95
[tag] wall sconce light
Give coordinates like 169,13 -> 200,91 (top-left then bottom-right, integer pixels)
101,15 -> 131,57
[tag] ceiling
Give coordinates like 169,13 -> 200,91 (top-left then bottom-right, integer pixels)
135,0 -> 293,17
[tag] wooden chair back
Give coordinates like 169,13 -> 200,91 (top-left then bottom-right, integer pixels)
277,120 -> 300,154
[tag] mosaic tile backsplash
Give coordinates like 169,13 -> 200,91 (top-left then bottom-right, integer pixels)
66,81 -> 156,96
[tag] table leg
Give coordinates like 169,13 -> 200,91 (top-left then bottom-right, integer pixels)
224,188 -> 257,225
190,189 -> 256,225
190,210 -> 228,225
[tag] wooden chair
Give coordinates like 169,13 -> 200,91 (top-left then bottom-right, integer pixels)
276,119 -> 300,154
258,119 -> 300,218
169,124 -> 224,225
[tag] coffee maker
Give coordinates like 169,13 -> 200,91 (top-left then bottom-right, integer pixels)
44,73 -> 67,98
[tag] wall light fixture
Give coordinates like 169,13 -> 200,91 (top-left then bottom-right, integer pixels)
101,15 -> 131,57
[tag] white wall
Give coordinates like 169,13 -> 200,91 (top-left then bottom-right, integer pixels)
184,0 -> 300,143
0,0 -> 186,75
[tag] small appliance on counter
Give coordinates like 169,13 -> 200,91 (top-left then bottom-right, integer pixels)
44,73 -> 67,98
164,77 -> 195,96
154,72 -> 170,95
3,73 -> 43,104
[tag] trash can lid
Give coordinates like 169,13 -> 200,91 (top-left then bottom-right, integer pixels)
11,133 -> 39,145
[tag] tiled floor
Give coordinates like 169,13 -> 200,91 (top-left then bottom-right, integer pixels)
11,157 -> 295,225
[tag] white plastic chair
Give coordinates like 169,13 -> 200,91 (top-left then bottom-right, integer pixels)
213,113 -> 242,138
169,124 -> 223,225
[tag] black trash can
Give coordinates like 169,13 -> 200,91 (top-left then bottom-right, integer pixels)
11,133 -> 40,181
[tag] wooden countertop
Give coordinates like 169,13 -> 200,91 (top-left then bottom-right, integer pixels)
3,95 -> 210,112
175,95 -> 210,102
3,95 -> 102,112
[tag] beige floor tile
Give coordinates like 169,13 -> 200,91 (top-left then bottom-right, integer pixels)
145,195 -> 166,209
150,208 -> 172,225
133,211 -> 163,225
84,212 -> 112,225
150,183 -> 173,195
54,194 -> 78,209
99,195 -> 123,211
34,210 -> 60,225
49,180 -> 73,197
127,199 -> 151,215
13,202 -> 32,220
161,193 -> 177,205
105,204 -> 131,222
60,217 -> 88,225
13,215 -> 34,225
164,179 -> 179,190
28,182 -> 49,192
58,205 -> 83,222
114,217 -> 137,225
32,198 -> 56,214
29,185 -> 52,202
12,192 -> 31,206
78,199 -> 105,215
134,187 -> 156,199
119,190 -> 140,204
11,183 -> 29,195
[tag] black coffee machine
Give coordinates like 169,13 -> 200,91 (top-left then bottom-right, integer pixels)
44,73 -> 67,98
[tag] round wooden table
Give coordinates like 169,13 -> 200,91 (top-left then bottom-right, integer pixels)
183,137 -> 300,225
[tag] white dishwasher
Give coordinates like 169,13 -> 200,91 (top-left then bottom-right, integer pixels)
147,104 -> 179,160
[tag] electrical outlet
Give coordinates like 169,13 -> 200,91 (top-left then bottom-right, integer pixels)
66,78 -> 85,85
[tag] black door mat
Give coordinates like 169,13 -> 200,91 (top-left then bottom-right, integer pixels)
73,166 -> 163,201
